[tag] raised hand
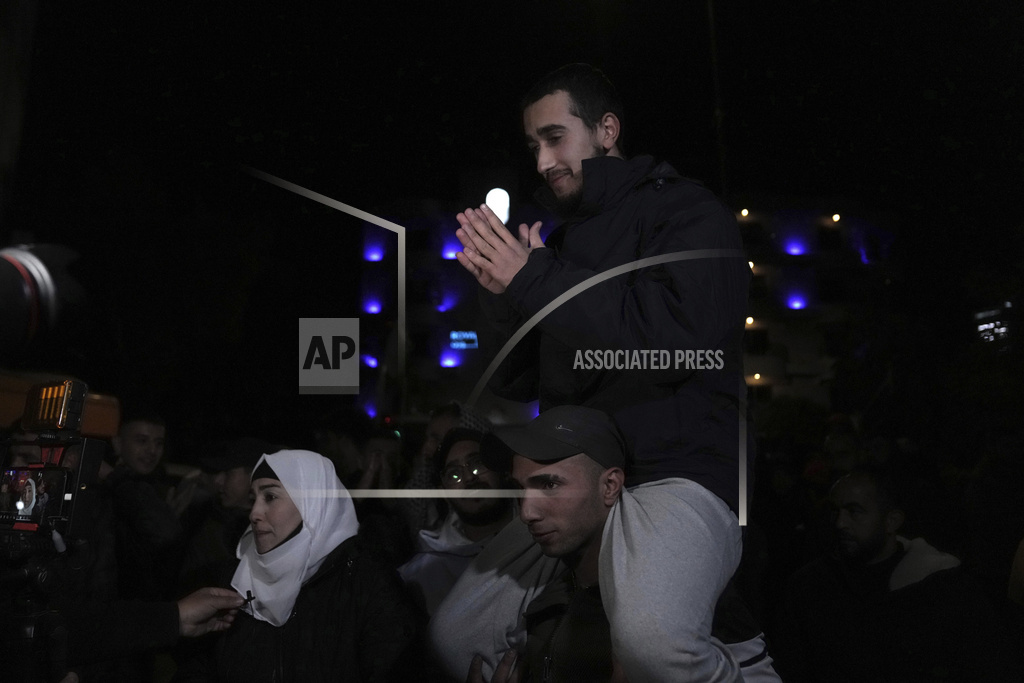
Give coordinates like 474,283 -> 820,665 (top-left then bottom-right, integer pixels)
455,204 -> 544,294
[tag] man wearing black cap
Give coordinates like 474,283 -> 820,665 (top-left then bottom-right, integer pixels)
491,409 -> 628,682
435,407 -> 777,683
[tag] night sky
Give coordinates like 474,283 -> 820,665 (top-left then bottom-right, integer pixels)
3,1 -> 1023,454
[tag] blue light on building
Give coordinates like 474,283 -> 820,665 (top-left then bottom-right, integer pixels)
440,351 -> 461,367
436,293 -> 459,312
364,299 -> 382,314
362,355 -> 378,368
442,240 -> 461,260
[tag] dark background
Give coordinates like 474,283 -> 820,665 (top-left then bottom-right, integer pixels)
2,1 -> 1023,457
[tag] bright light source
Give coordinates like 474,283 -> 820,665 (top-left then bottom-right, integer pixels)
753,373 -> 761,380
364,247 -> 384,262
440,351 -> 461,368
785,242 -> 806,256
741,209 -> 749,217
787,296 -> 806,310
746,317 -> 754,325
442,241 -> 460,260
485,188 -> 511,224
362,355 -> 378,368
364,404 -> 377,419
832,214 -> 841,222
442,234 -> 462,260
748,261 -> 754,269
364,299 -> 382,314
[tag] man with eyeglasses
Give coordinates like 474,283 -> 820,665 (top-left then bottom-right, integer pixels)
398,428 -> 515,615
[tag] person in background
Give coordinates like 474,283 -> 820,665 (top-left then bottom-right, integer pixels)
399,428 -> 515,615
773,464 -> 1018,682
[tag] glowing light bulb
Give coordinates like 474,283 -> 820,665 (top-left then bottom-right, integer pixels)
485,188 -> 510,224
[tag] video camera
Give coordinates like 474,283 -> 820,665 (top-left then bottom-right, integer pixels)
1,380 -> 104,554
1,380 -> 109,683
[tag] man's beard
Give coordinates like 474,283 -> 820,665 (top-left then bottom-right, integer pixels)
452,495 -> 512,527
549,185 -> 584,219
547,144 -> 608,219
836,528 -> 887,565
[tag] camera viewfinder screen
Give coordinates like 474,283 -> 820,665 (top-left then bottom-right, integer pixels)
0,468 -> 68,530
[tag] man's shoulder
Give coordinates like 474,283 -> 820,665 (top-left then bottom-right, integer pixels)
642,165 -> 731,216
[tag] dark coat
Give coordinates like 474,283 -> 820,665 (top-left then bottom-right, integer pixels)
106,465 -> 184,600
178,536 -> 423,683
773,539 -> 1019,682
483,154 -> 751,512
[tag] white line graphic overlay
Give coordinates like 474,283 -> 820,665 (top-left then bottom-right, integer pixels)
243,166 -> 407,379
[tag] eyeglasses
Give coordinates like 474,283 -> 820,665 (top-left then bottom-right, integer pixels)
440,457 -> 489,487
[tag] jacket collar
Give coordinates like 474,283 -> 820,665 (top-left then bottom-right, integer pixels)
533,154 -> 672,220
888,536 -> 961,591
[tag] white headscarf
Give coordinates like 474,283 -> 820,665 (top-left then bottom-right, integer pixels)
231,450 -> 359,626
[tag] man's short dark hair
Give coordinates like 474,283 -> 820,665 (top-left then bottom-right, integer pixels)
433,427 -> 485,475
844,463 -> 903,515
119,414 -> 166,434
521,63 -> 625,150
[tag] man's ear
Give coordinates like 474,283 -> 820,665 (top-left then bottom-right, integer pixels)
601,467 -> 625,507
885,508 -> 906,535
595,112 -> 622,155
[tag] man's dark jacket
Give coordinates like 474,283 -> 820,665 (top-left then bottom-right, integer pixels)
483,154 -> 751,512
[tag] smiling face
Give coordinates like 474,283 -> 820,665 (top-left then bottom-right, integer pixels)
512,453 -> 620,560
249,477 -> 303,554
523,90 -> 620,216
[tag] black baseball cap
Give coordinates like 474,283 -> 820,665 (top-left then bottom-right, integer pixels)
486,405 -> 626,471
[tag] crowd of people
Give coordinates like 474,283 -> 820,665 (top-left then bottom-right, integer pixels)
2,61 -> 1022,682
2,400 -> 1020,682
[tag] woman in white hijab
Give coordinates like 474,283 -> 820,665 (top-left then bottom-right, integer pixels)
181,450 -> 421,682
